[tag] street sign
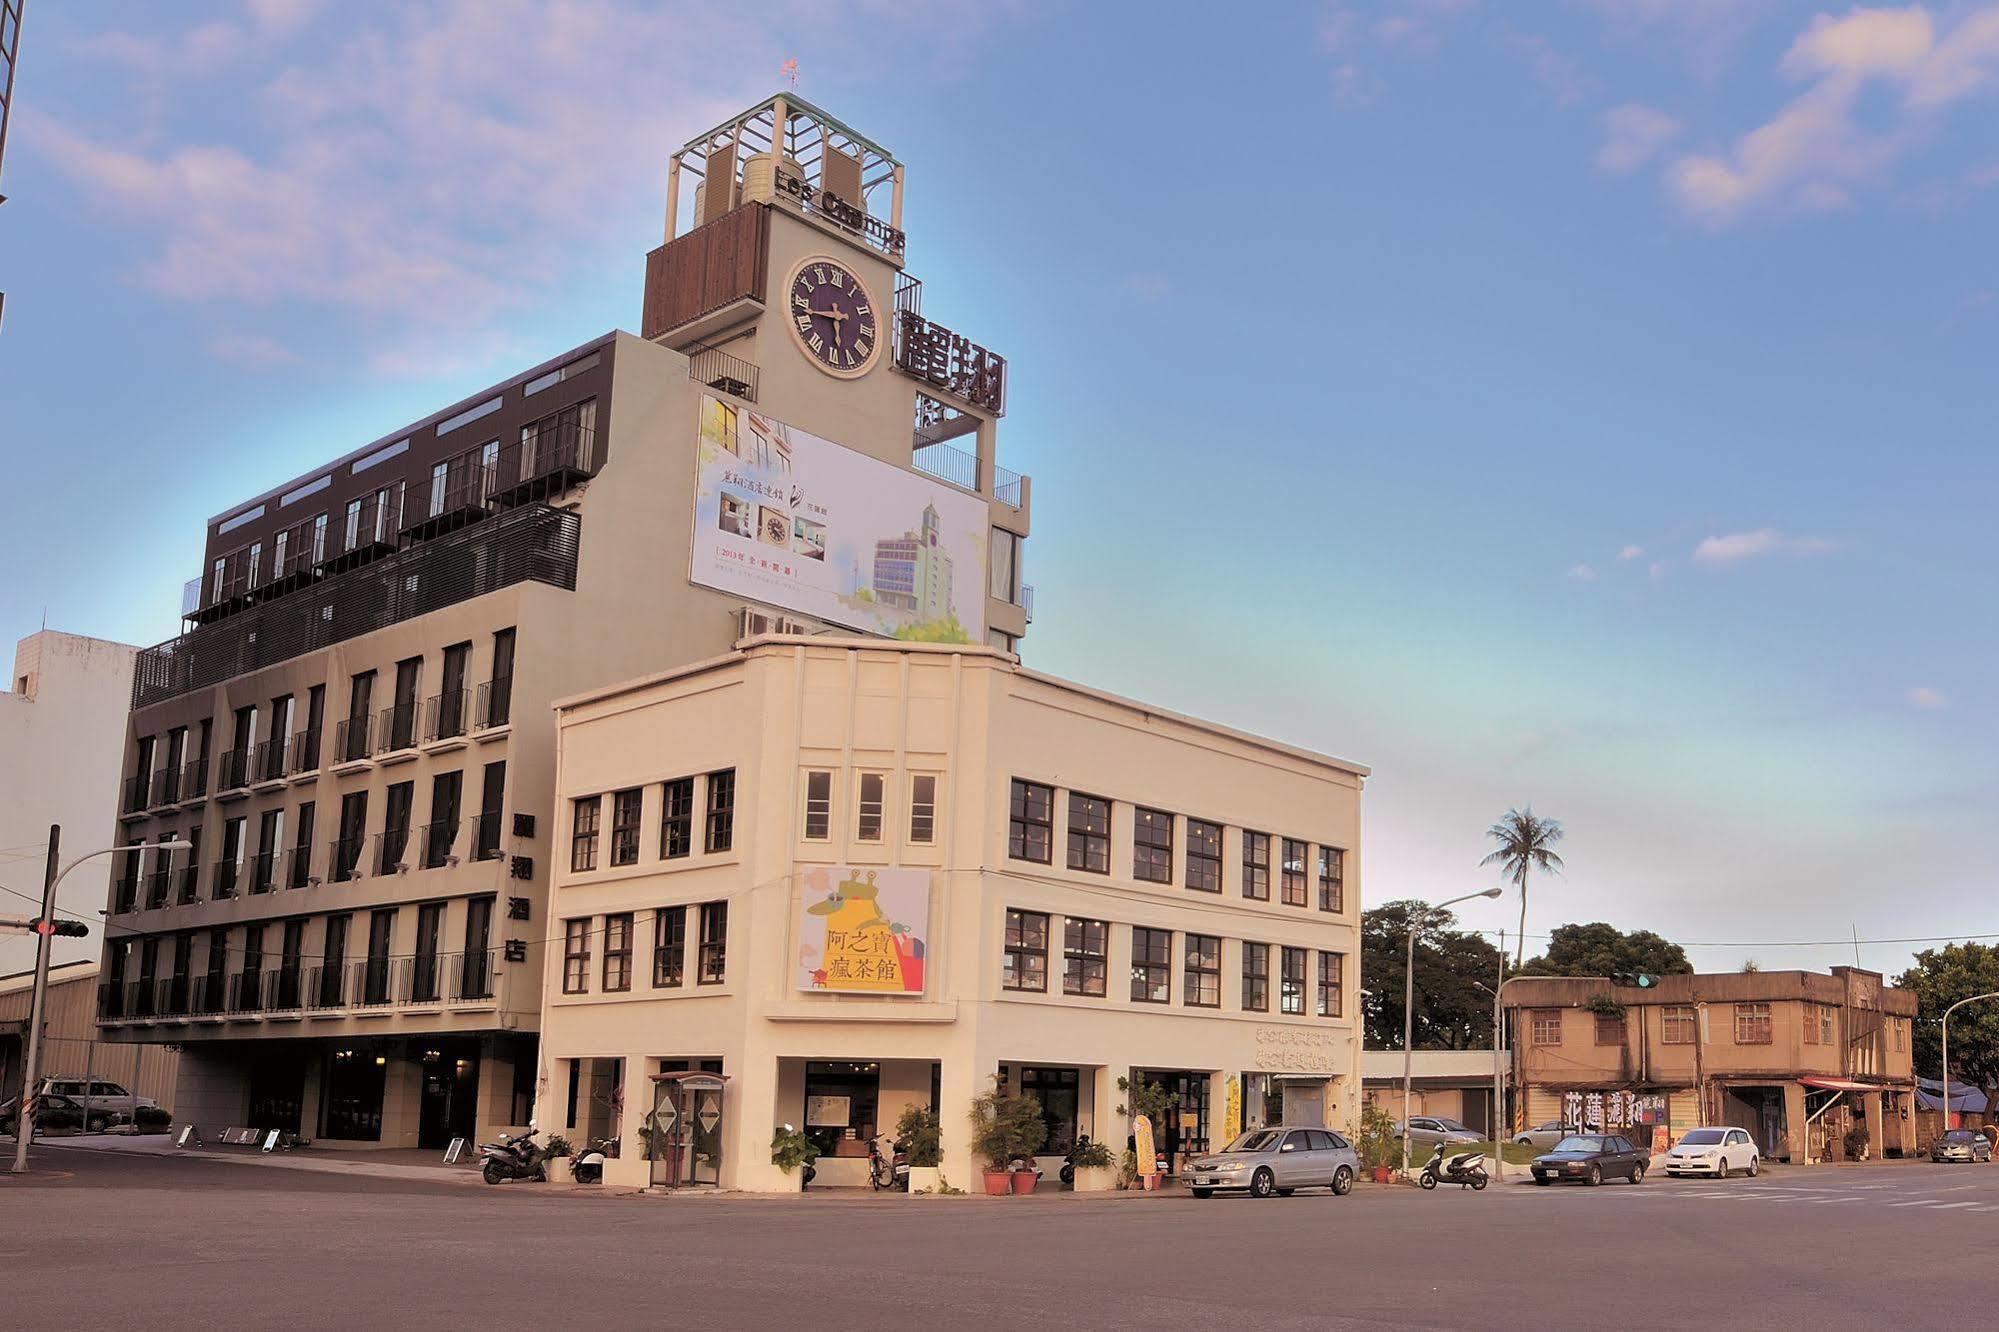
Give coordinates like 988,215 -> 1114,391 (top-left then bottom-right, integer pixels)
443,1137 -> 467,1164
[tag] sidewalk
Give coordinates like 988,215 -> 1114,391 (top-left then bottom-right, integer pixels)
39,1132 -> 495,1185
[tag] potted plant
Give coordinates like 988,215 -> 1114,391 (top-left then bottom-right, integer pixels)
1117,1146 -> 1139,1190
1069,1137 -> 1117,1192
1357,1105 -> 1398,1183
1844,1123 -> 1870,1163
771,1123 -> 820,1191
896,1104 -> 944,1194
969,1077 -> 1046,1195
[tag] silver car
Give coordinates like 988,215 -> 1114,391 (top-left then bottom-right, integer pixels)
1512,1121 -> 1568,1151
1401,1116 -> 1482,1150
1187,1127 -> 1359,1199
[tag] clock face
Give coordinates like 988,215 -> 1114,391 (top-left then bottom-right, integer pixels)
786,258 -> 880,378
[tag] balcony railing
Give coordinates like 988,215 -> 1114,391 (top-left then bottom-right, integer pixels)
254,737 -> 289,784
410,952 -> 445,1005
374,828 -> 413,877
213,858 -> 240,900
421,817 -> 459,870
145,863 -> 171,910
468,812 -> 503,862
105,949 -> 501,1023
424,690 -> 469,743
177,861 -> 200,905
113,867 -> 139,914
335,715 -> 372,765
292,726 -> 322,773
475,676 -> 512,730
216,748 -> 250,792
489,420 -> 598,508
122,773 -> 150,815
378,702 -> 419,754
181,756 -> 209,801
909,439 -> 1025,510
285,844 -> 313,889
248,849 -> 277,895
151,767 -> 179,807
688,345 -> 759,401
329,835 -> 365,883
1019,584 -> 1035,623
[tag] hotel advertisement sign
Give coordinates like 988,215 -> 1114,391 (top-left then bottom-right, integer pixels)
690,394 -> 987,642
796,866 -> 929,996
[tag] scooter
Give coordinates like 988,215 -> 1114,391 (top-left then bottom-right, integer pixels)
1419,1141 -> 1488,1190
1060,1134 -> 1095,1187
570,1136 -> 616,1184
479,1126 -> 548,1185
869,1134 -> 910,1191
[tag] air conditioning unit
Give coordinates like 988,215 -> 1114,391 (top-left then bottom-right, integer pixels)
737,607 -> 820,640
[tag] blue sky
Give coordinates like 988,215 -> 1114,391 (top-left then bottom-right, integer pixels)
2,2 -> 1995,977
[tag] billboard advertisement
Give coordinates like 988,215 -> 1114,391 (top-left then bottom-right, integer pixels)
795,866 -> 929,996
690,394 -> 987,643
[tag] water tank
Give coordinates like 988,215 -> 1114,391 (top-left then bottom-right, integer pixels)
740,153 -> 804,204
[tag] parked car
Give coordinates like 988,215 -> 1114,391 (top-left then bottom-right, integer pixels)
1530,1133 -> 1650,1186
1187,1127 -> 1359,1199
0,1092 -> 96,1136
1511,1121 -> 1568,1151
1931,1129 -> 1994,1163
1398,1116 -> 1482,1149
37,1078 -> 157,1121
1662,1127 -> 1759,1178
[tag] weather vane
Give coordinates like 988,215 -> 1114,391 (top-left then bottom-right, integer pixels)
781,58 -> 798,89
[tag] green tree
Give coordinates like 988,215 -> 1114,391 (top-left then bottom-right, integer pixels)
1480,807 -> 1564,970
1362,900 -> 1508,1050
1895,943 -> 1999,1100
1520,922 -> 1693,979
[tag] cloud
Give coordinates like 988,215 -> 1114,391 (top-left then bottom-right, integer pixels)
210,333 -> 301,366
1597,104 -> 1682,173
1908,686 -> 1948,709
1617,544 -> 1645,561
1122,273 -> 1170,301
1568,563 -> 1600,582
1691,528 -> 1834,566
1665,4 -> 1999,226
1508,32 -> 1591,105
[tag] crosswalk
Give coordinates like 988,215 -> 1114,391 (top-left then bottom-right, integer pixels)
1545,1179 -> 1999,1212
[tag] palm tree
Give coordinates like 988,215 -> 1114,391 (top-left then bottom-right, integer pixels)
1481,807 -> 1565,970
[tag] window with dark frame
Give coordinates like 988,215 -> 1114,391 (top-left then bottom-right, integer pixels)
653,906 -> 686,987
1062,917 -> 1107,997
856,772 -> 885,842
1008,779 -> 1053,863
1318,845 -> 1344,913
562,918 -> 590,994
1594,1010 -> 1625,1046
660,777 -> 693,858
1242,941 -> 1269,1011
1279,946 -> 1306,1015
610,788 -> 642,867
1067,793 -> 1110,874
909,774 -> 937,845
704,770 -> 736,853
1131,927 -> 1171,1003
1280,839 -> 1309,906
1184,934 -> 1221,1007
1186,819 -> 1222,892
1243,832 -> 1271,901
1133,807 -> 1173,884
1003,909 -> 1049,992
697,901 -> 728,983
602,912 -> 633,991
803,771 -> 832,840
570,796 -> 600,872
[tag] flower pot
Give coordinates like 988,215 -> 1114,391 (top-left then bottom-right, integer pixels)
907,1165 -> 942,1194
1012,1169 -> 1039,1195
1072,1164 -> 1117,1193
1371,1166 -> 1394,1184
982,1169 -> 1013,1196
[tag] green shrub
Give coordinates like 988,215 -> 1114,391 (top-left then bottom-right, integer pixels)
968,1076 -> 1046,1169
771,1123 -> 820,1174
1070,1138 -> 1115,1169
542,1133 -> 574,1159
1356,1105 -> 1399,1170
895,1104 -> 943,1168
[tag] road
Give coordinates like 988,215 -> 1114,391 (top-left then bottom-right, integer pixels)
3,1147 -> 1993,1329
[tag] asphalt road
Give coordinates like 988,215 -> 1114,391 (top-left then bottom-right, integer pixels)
4,1147 -> 1995,1329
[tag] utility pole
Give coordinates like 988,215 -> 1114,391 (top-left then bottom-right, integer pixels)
1491,931 -> 1505,1180
10,824 -> 59,1174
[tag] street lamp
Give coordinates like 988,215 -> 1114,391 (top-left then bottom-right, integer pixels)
1941,991 -> 1999,1133
10,832 -> 190,1175
1401,888 -> 1503,1177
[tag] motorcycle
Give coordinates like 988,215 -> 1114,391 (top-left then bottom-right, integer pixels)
1419,1141 -> 1488,1190
1060,1134 -> 1095,1187
869,1134 -> 910,1191
479,1126 -> 548,1185
570,1136 -> 616,1184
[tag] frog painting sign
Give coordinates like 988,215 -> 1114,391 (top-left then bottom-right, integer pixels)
796,866 -> 929,995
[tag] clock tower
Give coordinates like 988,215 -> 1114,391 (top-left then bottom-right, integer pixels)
639,94 -> 1030,652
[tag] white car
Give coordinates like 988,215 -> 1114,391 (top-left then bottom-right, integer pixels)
1663,1126 -> 1759,1178
39,1078 -> 158,1120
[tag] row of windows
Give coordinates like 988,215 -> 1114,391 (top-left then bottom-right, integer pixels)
801,770 -> 938,845
1001,909 -> 1344,1017
560,904 -> 728,994
571,770 -> 735,873
1536,1003 -> 1909,1049
1006,780 -> 1345,911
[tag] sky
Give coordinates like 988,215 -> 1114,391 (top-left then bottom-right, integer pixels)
1,1 -> 1995,980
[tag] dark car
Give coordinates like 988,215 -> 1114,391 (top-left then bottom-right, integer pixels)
1531,1133 -> 1650,1186
0,1093 -> 94,1136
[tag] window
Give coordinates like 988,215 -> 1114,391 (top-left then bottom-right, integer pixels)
562,919 -> 591,994
474,761 -> 505,861
486,628 -> 516,728
1243,832 -> 1270,901
909,774 -> 937,845
1242,942 -> 1269,1011
856,772 -> 885,842
610,788 -> 642,866
1281,839 -> 1308,906
803,771 -> 832,840
1184,935 -> 1221,1007
1279,946 -> 1307,1015
1805,1003 -> 1837,1046
1734,1002 -> 1772,1045
1317,951 -> 1344,1018
1133,808 -> 1173,884
697,902 -> 728,983
1019,1065 -> 1079,1154
603,913 -> 633,992
653,907 -> 686,987
704,770 -> 735,853
425,770 -> 462,868
1531,1010 -> 1563,1046
1318,846 -> 1345,913
988,526 -> 1019,602
1003,909 -> 1049,992
660,777 -> 693,858
1008,779 -> 1053,862
1067,793 -> 1110,874
1595,1011 -> 1626,1046
571,796 -> 600,872
1662,1005 -> 1697,1045
1895,1017 -> 1908,1053
1131,927 -> 1171,1003
1186,819 -> 1222,892
1062,917 -> 1107,997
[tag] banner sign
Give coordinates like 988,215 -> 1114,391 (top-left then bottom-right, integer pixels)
795,866 -> 929,995
1561,1090 -> 1669,1132
691,394 -> 988,642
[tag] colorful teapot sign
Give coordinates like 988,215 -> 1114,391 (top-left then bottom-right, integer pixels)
798,867 -> 928,995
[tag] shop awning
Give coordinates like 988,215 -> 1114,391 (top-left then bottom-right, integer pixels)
1799,1076 -> 1881,1093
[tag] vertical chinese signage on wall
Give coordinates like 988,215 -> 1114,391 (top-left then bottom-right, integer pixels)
796,867 -> 929,995
689,394 -> 988,643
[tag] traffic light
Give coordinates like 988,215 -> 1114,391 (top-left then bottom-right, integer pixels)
29,917 -> 90,938
1610,972 -> 1659,989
